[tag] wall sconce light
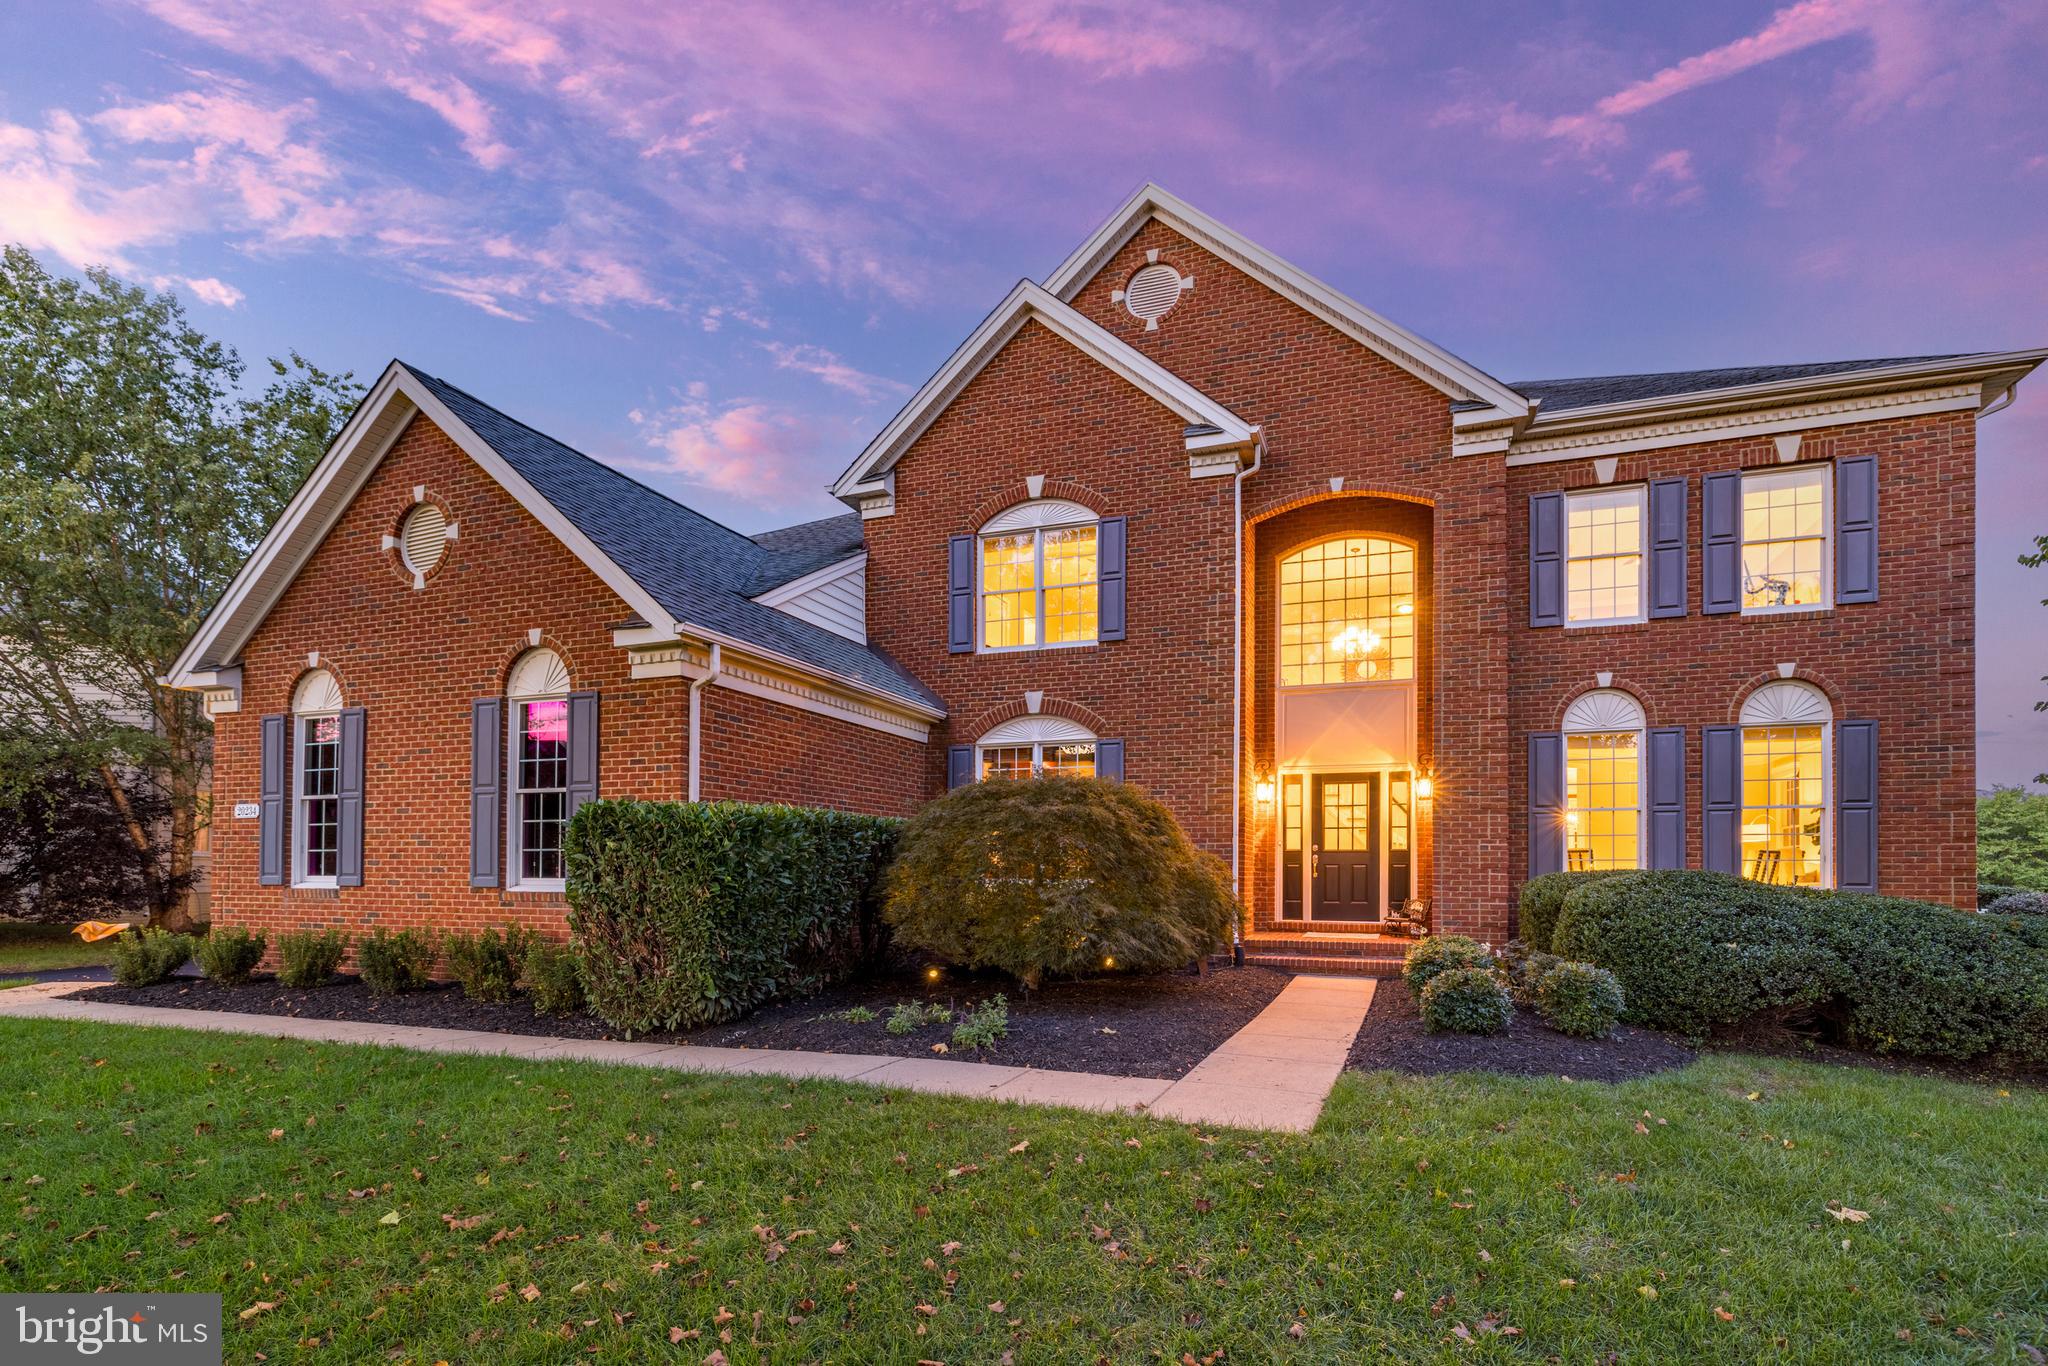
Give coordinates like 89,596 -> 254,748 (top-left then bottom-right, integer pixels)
1413,774 -> 1434,801
1253,773 -> 1276,804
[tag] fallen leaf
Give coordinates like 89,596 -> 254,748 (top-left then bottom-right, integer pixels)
239,1301 -> 277,1321
669,1326 -> 698,1344
1828,1206 -> 1871,1223
1637,1286 -> 1658,1299
519,1284 -> 541,1303
378,1211 -> 402,1226
1714,1307 -> 1735,1322
1287,1322 -> 1305,1340
1009,1140 -> 1029,1154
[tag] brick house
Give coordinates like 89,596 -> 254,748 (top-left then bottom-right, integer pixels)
169,184 -> 2042,969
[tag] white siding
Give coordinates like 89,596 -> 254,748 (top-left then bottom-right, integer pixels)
755,555 -> 867,643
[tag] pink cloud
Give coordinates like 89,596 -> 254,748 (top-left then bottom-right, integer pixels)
0,118 -> 184,271
629,399 -> 821,499
1594,0 -> 1868,122
962,0 -> 1363,79
385,74 -> 512,169
761,341 -> 909,401
1630,149 -> 1703,206
179,275 -> 245,307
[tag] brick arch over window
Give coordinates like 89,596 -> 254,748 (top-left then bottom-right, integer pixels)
1728,666 -> 1844,725
958,694 -> 1112,742
1249,485 -> 1437,526
969,478 -> 1108,531
483,633 -> 582,696
275,655 -> 356,713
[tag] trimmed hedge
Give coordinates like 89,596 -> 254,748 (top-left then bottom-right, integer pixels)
196,928 -> 266,985
277,929 -> 348,987
1402,935 -> 1493,994
110,929 -> 193,987
1517,870 -> 1635,952
357,928 -> 436,994
884,776 -> 1234,989
1536,962 -> 1626,1039
1420,967 -> 1513,1035
567,799 -> 899,1035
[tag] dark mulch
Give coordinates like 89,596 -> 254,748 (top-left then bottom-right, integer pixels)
1702,1024 -> 2048,1090
1346,977 -> 1697,1083
76,964 -> 1291,1080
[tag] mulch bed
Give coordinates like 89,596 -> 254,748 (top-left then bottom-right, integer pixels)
1346,977 -> 1697,1083
75,964 -> 1291,1080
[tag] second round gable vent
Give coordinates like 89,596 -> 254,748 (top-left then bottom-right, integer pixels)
400,502 -> 449,576
1118,263 -> 1188,328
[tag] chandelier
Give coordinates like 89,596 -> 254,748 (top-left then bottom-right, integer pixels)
1328,623 -> 1391,680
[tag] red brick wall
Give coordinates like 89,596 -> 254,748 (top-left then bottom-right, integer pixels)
1506,412 -> 1978,909
699,685 -> 926,816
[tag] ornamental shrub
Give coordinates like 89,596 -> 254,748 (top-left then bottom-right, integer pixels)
1536,962 -> 1626,1038
522,941 -> 586,1017
195,927 -> 267,985
1977,883 -> 2031,910
1420,967 -> 1513,1035
884,776 -> 1234,989
567,799 -> 900,1035
1402,934 -> 1493,994
109,928 -> 194,987
1551,870 -> 1832,1036
952,995 -> 1009,1050
1517,870 -> 1634,952
441,926 -> 537,1003
1985,890 -> 2048,917
276,929 -> 348,987
1495,939 -> 1564,1006
356,928 -> 437,994
885,1001 -> 951,1035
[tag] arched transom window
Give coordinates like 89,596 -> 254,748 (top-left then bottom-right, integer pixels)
1278,536 -> 1415,686
1562,689 -> 1645,871
1740,681 -> 1832,887
977,715 -> 1097,780
979,499 -> 1099,651
507,648 -> 572,887
291,669 -> 344,885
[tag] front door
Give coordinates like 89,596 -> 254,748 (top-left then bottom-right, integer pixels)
1311,773 -> 1379,921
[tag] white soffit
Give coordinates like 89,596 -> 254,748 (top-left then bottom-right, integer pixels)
1043,182 -> 1531,423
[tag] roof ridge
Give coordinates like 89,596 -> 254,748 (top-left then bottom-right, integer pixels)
1509,354 -> 1970,387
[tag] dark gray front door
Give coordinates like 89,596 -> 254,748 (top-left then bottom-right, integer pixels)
1311,773 -> 1379,921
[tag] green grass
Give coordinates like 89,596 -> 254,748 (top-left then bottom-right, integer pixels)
0,921 -> 119,974
2,1020 -> 2043,1362
0,978 -> 34,990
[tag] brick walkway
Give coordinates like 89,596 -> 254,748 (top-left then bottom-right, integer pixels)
0,974 -> 1374,1133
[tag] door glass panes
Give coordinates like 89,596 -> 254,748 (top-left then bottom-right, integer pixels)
1279,537 -> 1415,686
1564,731 -> 1640,870
1282,775 -> 1303,853
1742,469 -> 1827,609
1320,781 -> 1373,852
1742,724 -> 1825,886
518,698 -> 569,881
1388,775 -> 1410,857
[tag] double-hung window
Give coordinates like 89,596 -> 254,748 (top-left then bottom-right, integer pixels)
1561,689 -> 1645,870
1564,486 -> 1646,626
1741,466 -> 1829,612
1738,681 -> 1832,887
506,648 -> 573,889
290,668 -> 345,887
978,500 -> 1098,651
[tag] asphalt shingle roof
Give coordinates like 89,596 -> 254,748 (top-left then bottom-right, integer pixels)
1511,356 -> 1969,413
402,365 -> 940,715
745,513 -> 866,594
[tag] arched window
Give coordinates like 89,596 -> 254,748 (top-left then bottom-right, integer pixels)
1739,681 -> 1831,886
1278,536 -> 1416,686
1562,689 -> 1645,871
291,669 -> 344,885
978,500 -> 1099,650
507,648 -> 572,887
977,715 -> 1097,780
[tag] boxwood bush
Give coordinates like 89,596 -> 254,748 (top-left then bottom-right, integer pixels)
195,927 -> 267,985
356,928 -> 437,994
441,926 -> 537,1003
1402,934 -> 1493,994
276,928 -> 348,988
568,799 -> 900,1035
1536,961 -> 1626,1038
884,776 -> 1234,989
1419,967 -> 1513,1035
521,940 -> 586,1017
109,928 -> 194,987
1517,869 -> 1633,951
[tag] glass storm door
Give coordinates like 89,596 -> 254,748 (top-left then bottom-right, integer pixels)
1311,773 -> 1379,921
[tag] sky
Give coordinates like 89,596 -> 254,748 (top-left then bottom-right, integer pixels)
3,0 -> 2045,784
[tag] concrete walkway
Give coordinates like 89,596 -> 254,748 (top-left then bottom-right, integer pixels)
0,973 -> 1374,1133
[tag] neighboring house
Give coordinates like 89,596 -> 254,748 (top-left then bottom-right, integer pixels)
167,184 -> 2042,968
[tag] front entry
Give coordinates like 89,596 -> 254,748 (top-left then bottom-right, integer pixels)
1311,773 -> 1379,920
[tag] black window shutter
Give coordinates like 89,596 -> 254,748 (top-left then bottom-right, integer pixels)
947,535 -> 974,653
259,713 -> 287,886
1702,725 -> 1741,873
469,697 -> 502,888
1098,515 -> 1127,641
337,706 -> 366,888
1095,739 -> 1124,782
1837,719 -> 1879,891
1528,493 -> 1564,627
1645,725 -> 1686,869
1647,478 -> 1689,619
1526,731 -> 1564,876
1701,471 -> 1741,614
1835,456 -> 1879,604
566,691 -> 600,822
947,744 -> 974,789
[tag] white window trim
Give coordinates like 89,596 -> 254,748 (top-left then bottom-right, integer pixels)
291,710 -> 340,889
976,501 -> 1100,655
975,714 -> 1098,779
1563,484 -> 1649,629
1740,464 -> 1832,617
1561,689 -> 1647,871
506,649 -> 573,893
1738,680 -> 1834,888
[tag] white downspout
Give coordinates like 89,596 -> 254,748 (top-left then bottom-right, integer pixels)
1230,433 -> 1266,961
687,643 -> 723,802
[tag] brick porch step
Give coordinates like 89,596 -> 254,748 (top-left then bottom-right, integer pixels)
1216,936 -> 1413,977
1236,953 -> 1404,978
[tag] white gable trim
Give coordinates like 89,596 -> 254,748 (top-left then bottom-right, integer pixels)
1044,183 -> 1532,424
829,279 -> 1255,507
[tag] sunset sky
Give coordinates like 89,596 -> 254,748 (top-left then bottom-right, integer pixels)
3,0 -> 2044,782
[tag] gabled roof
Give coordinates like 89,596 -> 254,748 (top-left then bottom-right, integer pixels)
1043,183 -> 1533,425
745,512 -> 865,594
830,279 -> 1256,503
1513,356 -> 1972,414
169,361 -> 941,718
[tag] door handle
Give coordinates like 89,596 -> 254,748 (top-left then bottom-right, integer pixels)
1311,853 -> 1319,876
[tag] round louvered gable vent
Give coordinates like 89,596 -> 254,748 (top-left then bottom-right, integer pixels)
1120,263 -> 1186,325
400,502 -> 448,575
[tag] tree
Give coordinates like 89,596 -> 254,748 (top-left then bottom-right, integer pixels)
0,246 -> 360,924
1977,785 -> 2048,891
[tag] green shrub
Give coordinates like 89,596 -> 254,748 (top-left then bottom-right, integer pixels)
195,928 -> 266,985
1552,871 -> 1833,1036
952,995 -> 1009,1050
276,929 -> 348,988
1495,939 -> 1564,1006
568,799 -> 901,1035
886,1001 -> 951,1035
1985,890 -> 2048,916
1402,935 -> 1493,994
885,776 -> 1234,989
109,928 -> 194,987
1536,962 -> 1626,1038
1978,883 -> 2031,910
1517,870 -> 1634,951
356,928 -> 436,994
521,940 -> 586,1017
441,926 -> 536,1003
1419,967 -> 1513,1035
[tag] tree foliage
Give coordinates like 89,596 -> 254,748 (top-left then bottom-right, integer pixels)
0,246 -> 360,922
1978,785 -> 2048,891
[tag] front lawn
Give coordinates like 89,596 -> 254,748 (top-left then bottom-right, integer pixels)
3,1019 -> 2043,1361
0,921 -> 117,974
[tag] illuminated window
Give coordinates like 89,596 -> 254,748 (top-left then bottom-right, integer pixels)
976,715 -> 1097,780
979,500 -> 1098,650
291,669 -> 344,886
1739,681 -> 1832,887
1742,466 -> 1829,612
1561,689 -> 1644,871
1278,536 -> 1415,686
1565,487 -> 1645,625
506,648 -> 573,888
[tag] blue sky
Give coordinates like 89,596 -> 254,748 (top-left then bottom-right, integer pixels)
3,0 -> 2045,782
